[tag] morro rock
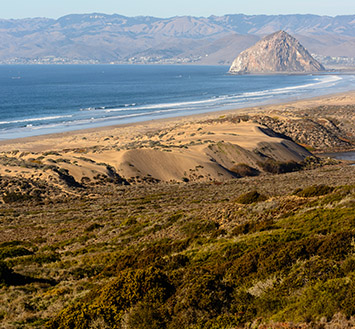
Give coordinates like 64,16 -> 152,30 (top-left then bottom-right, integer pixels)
229,30 -> 325,74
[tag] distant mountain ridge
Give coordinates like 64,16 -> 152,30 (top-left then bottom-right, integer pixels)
229,31 -> 325,74
0,13 -> 354,65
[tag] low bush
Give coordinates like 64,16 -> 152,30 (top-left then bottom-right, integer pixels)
232,219 -> 275,235
258,159 -> 303,174
276,276 -> 355,322
181,219 -> 218,236
280,257 -> 341,291
0,246 -> 33,260
2,192 -> 33,203
124,302 -> 167,329
47,267 -> 173,329
8,252 -> 61,266
294,184 -> 334,197
235,191 -> 267,204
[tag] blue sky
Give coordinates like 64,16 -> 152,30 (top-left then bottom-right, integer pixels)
2,0 -> 354,19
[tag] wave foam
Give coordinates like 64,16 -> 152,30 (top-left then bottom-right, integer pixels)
100,75 -> 343,114
0,114 -> 73,125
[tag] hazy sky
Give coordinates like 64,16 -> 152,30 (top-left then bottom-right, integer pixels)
1,0 -> 354,19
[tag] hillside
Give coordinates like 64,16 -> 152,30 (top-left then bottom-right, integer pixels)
0,159 -> 354,328
0,14 -> 354,65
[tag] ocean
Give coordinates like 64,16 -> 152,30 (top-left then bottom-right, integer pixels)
0,65 -> 354,140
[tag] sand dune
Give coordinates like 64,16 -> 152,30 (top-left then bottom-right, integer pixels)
0,91 -> 354,190
0,120 -> 313,188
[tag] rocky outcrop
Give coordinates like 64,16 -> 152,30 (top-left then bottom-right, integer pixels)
229,30 -> 325,74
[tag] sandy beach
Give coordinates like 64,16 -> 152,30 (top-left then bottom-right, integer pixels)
0,90 -> 354,188
0,90 -> 354,151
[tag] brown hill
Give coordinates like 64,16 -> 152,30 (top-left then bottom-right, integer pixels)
1,14 -> 354,65
229,30 -> 325,74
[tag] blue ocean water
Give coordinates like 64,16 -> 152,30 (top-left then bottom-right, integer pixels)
0,65 -> 354,140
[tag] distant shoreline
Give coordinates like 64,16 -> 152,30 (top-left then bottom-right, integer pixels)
1,63 -> 355,72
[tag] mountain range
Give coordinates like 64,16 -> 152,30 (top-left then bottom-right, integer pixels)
0,13 -> 354,65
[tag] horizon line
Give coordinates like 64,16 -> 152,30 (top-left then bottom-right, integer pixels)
1,12 -> 353,20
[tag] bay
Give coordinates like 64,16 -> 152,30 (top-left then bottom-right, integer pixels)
0,65 -> 354,140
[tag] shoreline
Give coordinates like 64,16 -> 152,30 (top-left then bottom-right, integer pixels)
0,89 -> 354,153
0,67 -> 353,144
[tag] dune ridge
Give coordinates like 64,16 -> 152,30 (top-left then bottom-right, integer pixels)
0,120 -> 312,192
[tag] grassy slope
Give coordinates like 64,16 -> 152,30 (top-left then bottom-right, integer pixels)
0,164 -> 354,328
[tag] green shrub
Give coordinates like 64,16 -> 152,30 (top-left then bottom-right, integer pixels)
230,290 -> 257,322
258,159 -> 303,174
232,219 -> 275,235
47,267 -> 173,329
0,246 -> 33,260
295,185 -> 335,197
19,183 -> 353,328
170,271 -> 233,328
280,257 -> 341,291
341,257 -> 355,274
8,251 -> 60,266
279,207 -> 354,235
317,231 -> 354,260
166,254 -> 189,270
181,220 -> 218,236
276,276 -> 355,322
228,251 -> 259,281
124,302 -> 167,329
2,192 -> 33,203
235,191 -> 267,204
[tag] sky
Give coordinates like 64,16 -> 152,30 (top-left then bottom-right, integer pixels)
1,0 -> 354,19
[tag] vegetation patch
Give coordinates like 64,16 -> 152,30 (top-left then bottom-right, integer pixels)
235,190 -> 268,204
0,245 -> 33,260
0,175 -> 354,328
294,184 -> 335,197
2,191 -> 34,203
258,159 -> 304,174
